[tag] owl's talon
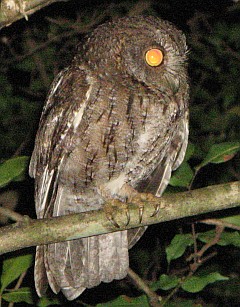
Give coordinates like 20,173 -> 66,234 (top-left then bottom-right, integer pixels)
126,209 -> 130,226
108,216 -> 120,228
151,204 -> 160,217
105,205 -> 120,228
139,205 -> 144,224
104,199 -> 130,228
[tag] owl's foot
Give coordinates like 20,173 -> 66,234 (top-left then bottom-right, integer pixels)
117,183 -> 146,224
148,194 -> 160,218
100,183 -> 144,227
130,192 -> 159,222
104,199 -> 130,228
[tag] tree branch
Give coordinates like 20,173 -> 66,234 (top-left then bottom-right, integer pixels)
0,181 -> 239,255
127,268 -> 161,306
0,0 -> 66,30
200,218 -> 240,231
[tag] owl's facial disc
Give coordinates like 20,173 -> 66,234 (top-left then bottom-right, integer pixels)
145,48 -> 163,67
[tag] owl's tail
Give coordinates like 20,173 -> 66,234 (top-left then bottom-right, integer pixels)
34,230 -> 129,300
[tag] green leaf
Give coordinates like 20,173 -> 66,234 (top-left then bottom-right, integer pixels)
220,215 -> 240,227
1,254 -> 33,293
166,234 -> 194,264
198,230 -> 240,247
150,274 -> 179,292
169,162 -> 194,188
182,272 -> 229,293
198,142 -> 240,168
158,274 -> 179,290
2,287 -> 33,304
97,294 -> 149,306
37,296 -> 61,306
183,143 -> 195,162
0,156 -> 29,188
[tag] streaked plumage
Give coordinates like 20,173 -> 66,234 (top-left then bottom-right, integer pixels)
30,15 -> 189,300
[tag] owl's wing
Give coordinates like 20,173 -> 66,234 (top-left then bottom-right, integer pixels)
29,66 -> 92,297
29,65 -> 90,219
155,111 -> 189,197
136,110 -> 189,198
171,112 -> 189,171
30,67 -> 129,300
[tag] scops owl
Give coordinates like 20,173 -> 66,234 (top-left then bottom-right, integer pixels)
29,16 -> 189,300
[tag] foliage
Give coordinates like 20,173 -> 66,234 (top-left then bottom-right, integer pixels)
0,0 -> 239,306
0,156 -> 29,188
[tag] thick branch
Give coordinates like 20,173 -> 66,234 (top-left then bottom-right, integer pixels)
0,0 -> 66,29
0,181 -> 239,255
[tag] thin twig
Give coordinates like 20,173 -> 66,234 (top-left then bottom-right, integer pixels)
162,250 -> 218,306
191,223 -> 198,264
0,206 -> 25,222
187,225 -> 224,264
8,271 -> 27,307
127,268 -> 161,307
200,218 -> 240,231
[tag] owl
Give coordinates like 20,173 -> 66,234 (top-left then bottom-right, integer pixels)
29,16 -> 189,300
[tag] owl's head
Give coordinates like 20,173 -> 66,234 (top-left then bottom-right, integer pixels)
78,16 -> 188,95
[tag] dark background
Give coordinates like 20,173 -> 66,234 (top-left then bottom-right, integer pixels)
0,0 -> 239,305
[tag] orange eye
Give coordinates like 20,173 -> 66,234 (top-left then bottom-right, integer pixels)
145,48 -> 163,67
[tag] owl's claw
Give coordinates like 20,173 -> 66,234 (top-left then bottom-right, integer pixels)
107,215 -> 120,228
151,204 -> 160,217
135,192 -> 159,218
104,200 -> 120,228
139,204 -> 144,224
126,208 -> 130,226
104,199 -> 130,228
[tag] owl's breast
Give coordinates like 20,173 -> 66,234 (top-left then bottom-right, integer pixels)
62,80 -> 184,197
